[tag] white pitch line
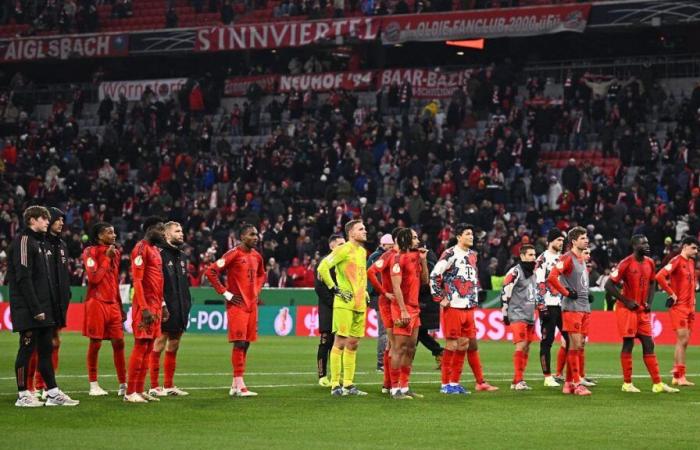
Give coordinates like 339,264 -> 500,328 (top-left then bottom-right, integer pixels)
2,371 -> 698,381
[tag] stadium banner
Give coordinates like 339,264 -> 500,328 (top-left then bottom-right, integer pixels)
0,285 -> 697,309
0,302 -> 697,344
588,1 -> 700,28
377,68 -> 474,98
224,74 -> 278,97
98,78 -> 187,101
195,17 -> 380,52
278,71 -> 374,93
128,29 -> 197,54
0,33 -> 129,62
380,4 -> 591,45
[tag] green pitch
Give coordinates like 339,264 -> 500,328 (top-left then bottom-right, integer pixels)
1,333 -> 698,449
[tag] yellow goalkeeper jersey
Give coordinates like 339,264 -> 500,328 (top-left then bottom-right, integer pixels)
317,241 -> 368,312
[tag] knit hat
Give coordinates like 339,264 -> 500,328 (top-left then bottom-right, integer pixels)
47,207 -> 65,226
547,227 -> 564,242
380,234 -> 394,245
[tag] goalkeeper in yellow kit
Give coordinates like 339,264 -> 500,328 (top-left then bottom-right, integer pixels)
316,219 -> 369,396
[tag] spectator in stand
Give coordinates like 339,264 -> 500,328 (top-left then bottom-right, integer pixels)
166,7 -> 178,28
221,0 -> 234,24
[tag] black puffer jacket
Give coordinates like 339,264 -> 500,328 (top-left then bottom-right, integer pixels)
46,233 -> 72,327
7,229 -> 57,332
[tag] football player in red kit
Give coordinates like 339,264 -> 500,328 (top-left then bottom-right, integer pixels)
124,217 -> 169,403
83,222 -> 127,397
206,223 -> 266,397
605,235 -> 678,393
388,228 -> 428,399
655,236 -> 698,386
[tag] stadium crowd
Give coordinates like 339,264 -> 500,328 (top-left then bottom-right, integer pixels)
1,62 -> 700,291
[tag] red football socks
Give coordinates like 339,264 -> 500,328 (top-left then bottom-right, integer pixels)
556,346 -> 567,377
382,350 -> 391,388
643,354 -> 661,384
127,339 -> 153,395
399,366 -> 412,389
232,347 -> 246,377
441,349 -> 454,385
467,350 -> 484,384
451,350 -> 466,384
87,340 -> 102,383
567,349 -> 580,383
149,351 -> 161,389
579,348 -> 586,378
673,364 -> 686,379
513,350 -> 524,384
621,352 -> 633,383
390,367 -> 401,389
112,339 -> 127,384
164,351 -> 177,388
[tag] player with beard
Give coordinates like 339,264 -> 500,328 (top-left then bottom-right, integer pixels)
605,235 -> 678,393
125,217 -> 169,403
535,228 -> 568,387
149,222 -> 193,397
317,219 -> 369,396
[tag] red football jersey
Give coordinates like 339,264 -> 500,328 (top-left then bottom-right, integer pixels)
391,250 -> 422,313
131,240 -> 164,310
83,245 -> 121,304
656,255 -> 697,308
205,246 -> 266,311
609,255 -> 655,306
367,249 -> 396,299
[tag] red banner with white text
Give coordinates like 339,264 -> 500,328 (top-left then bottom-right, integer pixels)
380,4 -> 591,44
377,68 -> 473,98
279,71 -> 374,93
224,74 -> 279,97
0,33 -> 129,62
196,17 -> 379,52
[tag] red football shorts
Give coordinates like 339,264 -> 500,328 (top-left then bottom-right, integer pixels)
615,307 -> 652,338
669,305 -> 695,331
391,308 -> 421,336
510,321 -> 536,343
378,297 -> 393,330
227,304 -> 258,342
442,307 -> 476,339
83,299 -> 124,340
131,304 -> 162,340
562,311 -> 590,335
